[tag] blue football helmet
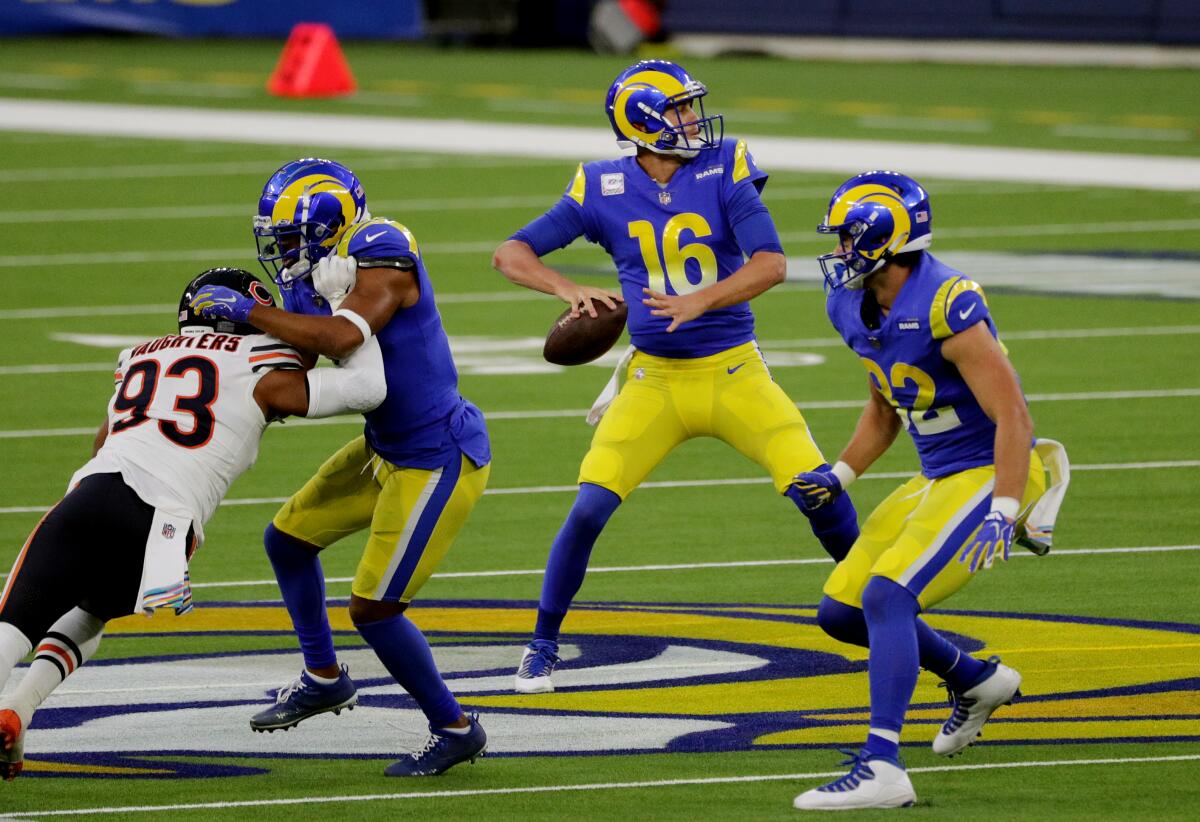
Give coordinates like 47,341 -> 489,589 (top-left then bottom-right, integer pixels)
816,171 -> 932,290
253,158 -> 368,288
605,60 -> 722,158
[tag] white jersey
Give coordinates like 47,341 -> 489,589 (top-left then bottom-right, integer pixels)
71,331 -> 304,540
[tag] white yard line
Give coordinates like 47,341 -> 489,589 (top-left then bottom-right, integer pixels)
3,754 -> 1198,817
2,387 -> 1198,440
0,460 -> 1196,517
2,98 -> 1199,190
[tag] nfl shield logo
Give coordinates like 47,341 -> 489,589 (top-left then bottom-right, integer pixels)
162,523 -> 176,539
658,191 -> 672,206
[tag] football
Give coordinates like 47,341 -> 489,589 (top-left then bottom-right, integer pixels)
543,300 -> 628,366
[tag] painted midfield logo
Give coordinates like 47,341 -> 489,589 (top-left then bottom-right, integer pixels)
21,601 -> 1199,779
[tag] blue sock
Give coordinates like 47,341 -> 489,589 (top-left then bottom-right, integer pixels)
861,577 -> 921,755
534,483 -> 621,642
786,468 -> 860,562
264,523 -> 336,670
356,613 -> 461,728
817,595 -> 987,689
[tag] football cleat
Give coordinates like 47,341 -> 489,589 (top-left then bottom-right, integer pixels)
249,664 -> 357,733
384,713 -> 487,777
0,709 -> 24,781
933,657 -> 1021,757
514,639 -> 561,694
793,750 -> 916,811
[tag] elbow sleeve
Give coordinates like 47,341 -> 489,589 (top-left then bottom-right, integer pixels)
305,336 -> 388,418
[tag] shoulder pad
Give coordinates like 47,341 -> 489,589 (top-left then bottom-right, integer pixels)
566,162 -> 587,206
929,276 -> 990,340
339,219 -> 420,261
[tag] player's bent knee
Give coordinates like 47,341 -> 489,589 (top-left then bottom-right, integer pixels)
349,595 -> 407,626
861,576 -> 919,624
816,596 -> 869,648
263,522 -> 321,561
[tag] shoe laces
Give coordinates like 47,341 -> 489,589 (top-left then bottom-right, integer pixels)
521,643 -> 561,677
938,682 -> 976,733
275,676 -> 306,704
820,750 -> 876,793
410,732 -> 444,763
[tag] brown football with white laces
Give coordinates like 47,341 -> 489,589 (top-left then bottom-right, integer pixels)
543,300 -> 628,366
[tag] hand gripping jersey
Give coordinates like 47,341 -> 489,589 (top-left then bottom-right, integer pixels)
514,139 -> 782,358
70,332 -> 304,540
826,253 -> 1010,478
335,219 -> 491,470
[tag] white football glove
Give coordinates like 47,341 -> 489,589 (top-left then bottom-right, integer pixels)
312,254 -> 358,311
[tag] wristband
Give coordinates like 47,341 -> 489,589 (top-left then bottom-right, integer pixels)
991,495 -> 1020,521
832,461 -> 858,489
333,308 -> 372,346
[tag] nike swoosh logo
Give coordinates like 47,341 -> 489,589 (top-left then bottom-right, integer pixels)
363,230 -> 388,243
214,297 -> 236,303
727,363 -> 746,375
958,303 -> 977,321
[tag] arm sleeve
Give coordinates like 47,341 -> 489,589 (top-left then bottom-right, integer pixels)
305,335 -> 387,418
510,197 -> 587,256
727,182 -> 783,256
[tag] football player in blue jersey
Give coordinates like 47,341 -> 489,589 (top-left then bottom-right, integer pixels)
191,158 -> 491,776
790,172 -> 1066,810
492,60 -> 861,693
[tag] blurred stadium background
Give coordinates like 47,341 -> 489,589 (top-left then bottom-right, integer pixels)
0,1 -> 1198,819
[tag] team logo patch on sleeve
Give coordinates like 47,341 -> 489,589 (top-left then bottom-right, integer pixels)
601,173 -> 624,196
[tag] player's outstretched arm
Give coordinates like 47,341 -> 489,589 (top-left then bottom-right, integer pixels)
493,239 -> 621,319
642,250 -> 785,333
254,335 -> 387,420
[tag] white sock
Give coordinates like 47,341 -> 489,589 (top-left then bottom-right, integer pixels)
0,622 -> 33,693
307,669 -> 341,686
6,609 -> 104,728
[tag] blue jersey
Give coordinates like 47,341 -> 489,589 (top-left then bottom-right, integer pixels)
327,219 -> 491,470
826,253 -> 1008,479
513,139 -> 782,358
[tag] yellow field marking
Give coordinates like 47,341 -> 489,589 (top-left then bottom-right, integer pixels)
118,67 -> 179,83
376,79 -> 434,94
24,759 -> 173,776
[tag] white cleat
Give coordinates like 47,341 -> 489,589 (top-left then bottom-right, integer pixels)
513,640 -> 559,694
933,658 -> 1022,757
794,753 -> 916,811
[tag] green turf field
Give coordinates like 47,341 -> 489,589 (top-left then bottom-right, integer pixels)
0,40 -> 1198,820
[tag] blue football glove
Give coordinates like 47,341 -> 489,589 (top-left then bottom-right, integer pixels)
190,285 -> 255,324
959,511 -> 1015,573
789,468 -> 844,512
